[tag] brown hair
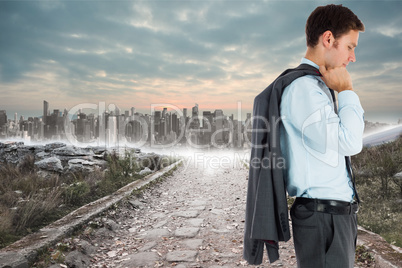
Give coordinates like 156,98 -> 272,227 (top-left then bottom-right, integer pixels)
306,4 -> 365,47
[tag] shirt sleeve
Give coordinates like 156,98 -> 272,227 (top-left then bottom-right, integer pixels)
337,90 -> 365,155
282,76 -> 364,158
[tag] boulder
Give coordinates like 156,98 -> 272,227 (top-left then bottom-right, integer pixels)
139,167 -> 152,176
67,158 -> 107,173
0,252 -> 28,268
35,157 -> 63,172
88,146 -> 108,155
44,142 -> 66,152
53,146 -> 92,157
36,151 -> 50,159
64,250 -> 91,268
0,142 -> 24,164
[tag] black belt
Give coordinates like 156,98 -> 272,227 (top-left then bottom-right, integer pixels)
294,197 -> 359,215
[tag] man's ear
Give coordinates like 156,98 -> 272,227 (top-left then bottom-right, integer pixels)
321,30 -> 334,48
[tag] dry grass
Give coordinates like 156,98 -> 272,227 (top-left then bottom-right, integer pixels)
353,135 -> 402,247
0,150 -> 178,249
0,155 -> 64,247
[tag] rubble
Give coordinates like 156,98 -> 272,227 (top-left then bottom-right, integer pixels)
0,141 -> 156,175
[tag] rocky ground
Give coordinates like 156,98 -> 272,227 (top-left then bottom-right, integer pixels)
0,141 -> 162,175
43,151 -> 375,268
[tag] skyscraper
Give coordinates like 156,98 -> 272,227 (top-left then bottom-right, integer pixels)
202,111 -> 213,129
183,108 -> 188,128
214,109 -> 224,145
0,110 -> 7,134
43,100 -> 49,125
131,107 -> 136,120
192,104 -> 199,118
154,111 -> 161,141
107,116 -> 117,146
190,104 -> 200,129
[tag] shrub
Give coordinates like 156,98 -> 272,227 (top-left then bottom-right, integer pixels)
62,181 -> 91,206
0,148 -> 178,249
353,135 -> 402,247
13,188 -> 62,233
17,154 -> 36,174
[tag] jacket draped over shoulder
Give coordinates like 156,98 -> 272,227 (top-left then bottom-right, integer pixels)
243,64 -> 320,264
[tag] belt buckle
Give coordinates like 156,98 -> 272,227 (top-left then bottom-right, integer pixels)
351,202 -> 359,214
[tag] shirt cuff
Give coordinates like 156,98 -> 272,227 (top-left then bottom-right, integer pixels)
338,90 -> 363,110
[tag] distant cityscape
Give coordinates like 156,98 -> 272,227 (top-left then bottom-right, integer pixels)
0,101 -> 253,148
0,101 -> 399,148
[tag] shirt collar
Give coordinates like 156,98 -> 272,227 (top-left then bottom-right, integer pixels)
301,57 -> 319,70
301,57 -> 326,85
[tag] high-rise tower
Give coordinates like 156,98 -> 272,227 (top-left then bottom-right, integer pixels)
43,100 -> 49,125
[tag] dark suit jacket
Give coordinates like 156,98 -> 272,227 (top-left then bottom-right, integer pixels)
243,64 -> 320,264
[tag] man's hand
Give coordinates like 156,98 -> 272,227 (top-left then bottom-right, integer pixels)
319,65 -> 354,93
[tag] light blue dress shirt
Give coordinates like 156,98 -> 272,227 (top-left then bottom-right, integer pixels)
280,58 -> 365,202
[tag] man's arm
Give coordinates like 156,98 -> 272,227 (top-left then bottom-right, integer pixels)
282,76 -> 364,157
319,65 -> 365,155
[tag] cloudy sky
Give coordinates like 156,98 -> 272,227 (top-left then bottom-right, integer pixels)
1,0 -> 401,123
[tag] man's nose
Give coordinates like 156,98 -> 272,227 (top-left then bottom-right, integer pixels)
349,51 -> 356,63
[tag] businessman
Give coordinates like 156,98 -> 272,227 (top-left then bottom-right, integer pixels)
244,4 -> 365,267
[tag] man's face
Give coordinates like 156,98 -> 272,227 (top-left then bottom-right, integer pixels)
326,30 -> 360,68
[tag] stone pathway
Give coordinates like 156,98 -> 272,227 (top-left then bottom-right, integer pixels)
46,151 -> 373,268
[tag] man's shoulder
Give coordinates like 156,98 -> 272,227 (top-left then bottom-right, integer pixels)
256,69 -> 323,102
285,74 -> 324,95
290,74 -> 322,87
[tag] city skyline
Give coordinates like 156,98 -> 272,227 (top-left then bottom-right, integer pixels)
0,100 -> 252,149
1,1 -> 402,123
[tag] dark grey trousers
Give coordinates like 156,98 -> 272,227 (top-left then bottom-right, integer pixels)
290,202 -> 358,268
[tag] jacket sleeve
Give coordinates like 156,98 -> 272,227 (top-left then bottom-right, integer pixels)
243,96 -> 281,264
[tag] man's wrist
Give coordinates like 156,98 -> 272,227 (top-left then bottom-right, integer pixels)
338,89 -> 361,106
337,87 -> 354,93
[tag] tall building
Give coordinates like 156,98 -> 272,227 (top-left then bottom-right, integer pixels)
202,111 -> 213,129
166,112 -> 172,134
0,110 -> 7,135
190,104 -> 200,129
192,104 -> 199,118
232,119 -> 244,148
245,113 -> 252,145
172,113 -> 179,135
131,107 -> 136,120
43,100 -> 49,125
115,106 -> 121,117
154,111 -> 161,141
183,108 -> 187,125
107,116 -> 117,146
214,109 -> 224,145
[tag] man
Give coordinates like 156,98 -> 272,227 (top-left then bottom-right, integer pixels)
282,4 -> 365,267
244,4 -> 365,268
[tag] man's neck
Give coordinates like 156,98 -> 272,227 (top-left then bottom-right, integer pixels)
304,47 -> 324,66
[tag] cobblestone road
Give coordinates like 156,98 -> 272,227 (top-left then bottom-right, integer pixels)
54,151 -> 370,268
63,151 -> 296,268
